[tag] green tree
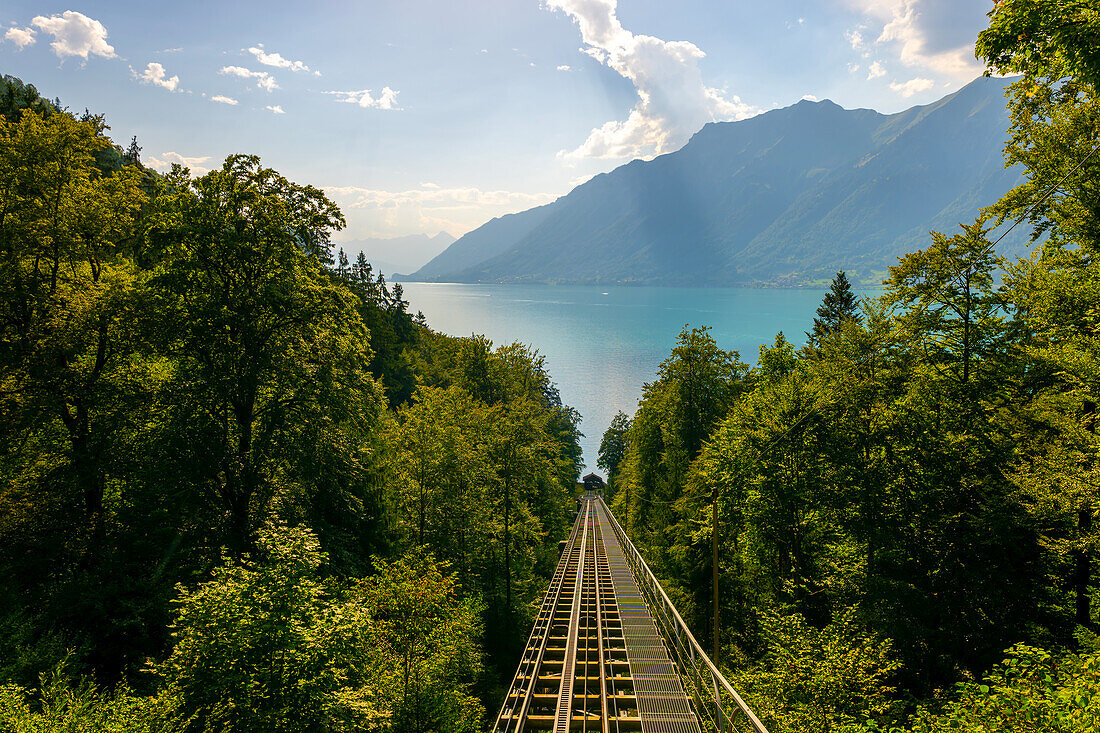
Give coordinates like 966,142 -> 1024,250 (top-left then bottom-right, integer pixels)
616,325 -> 747,537
885,218 -> 1007,390
0,109 -> 148,528
1003,243 -> 1100,626
0,658 -> 173,733
893,644 -> 1100,733
978,0 -> 1100,632
977,0 -> 1100,91
733,609 -> 901,733
365,553 -> 484,733
157,523 -> 391,732
807,271 -> 861,347
598,411 -> 631,494
154,155 -> 372,552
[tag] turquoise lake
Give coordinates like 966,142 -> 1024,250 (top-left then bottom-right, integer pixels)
400,283 -> 841,473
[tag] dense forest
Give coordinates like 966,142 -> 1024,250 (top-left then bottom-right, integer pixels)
600,4 -> 1100,731
0,72 -> 584,730
3,2 -> 1100,732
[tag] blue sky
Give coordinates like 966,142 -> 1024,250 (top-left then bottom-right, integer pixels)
2,0 -> 995,249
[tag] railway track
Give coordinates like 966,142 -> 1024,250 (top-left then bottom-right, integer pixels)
494,493 -> 704,733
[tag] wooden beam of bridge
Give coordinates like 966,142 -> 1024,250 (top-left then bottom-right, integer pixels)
493,493 -> 768,733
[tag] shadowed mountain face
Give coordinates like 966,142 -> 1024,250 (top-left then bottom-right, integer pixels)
406,76 -> 1026,286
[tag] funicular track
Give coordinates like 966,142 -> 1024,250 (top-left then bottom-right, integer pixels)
494,493 -> 765,733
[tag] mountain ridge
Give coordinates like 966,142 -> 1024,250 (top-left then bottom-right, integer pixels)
404,76 -> 1027,287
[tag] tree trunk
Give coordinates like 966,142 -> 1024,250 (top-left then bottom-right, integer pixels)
504,474 -> 512,619
229,395 -> 256,552
1076,506 -> 1092,626
1078,400 -> 1096,626
712,483 -> 720,663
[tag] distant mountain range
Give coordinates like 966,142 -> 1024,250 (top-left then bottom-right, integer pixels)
334,232 -> 456,278
403,76 -> 1028,287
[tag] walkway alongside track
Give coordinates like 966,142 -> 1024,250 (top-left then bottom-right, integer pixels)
494,492 -> 758,733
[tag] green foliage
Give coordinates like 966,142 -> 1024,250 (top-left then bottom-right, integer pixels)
152,154 -> 372,552
615,218 -> 1059,704
886,218 -> 1007,390
156,523 -> 484,733
885,645 -> 1100,733
11,0 -> 1100,722
0,658 -> 173,733
387,336 -> 582,659
807,271 -> 862,347
0,74 -> 59,121
614,326 -> 747,532
0,74 -> 582,731
598,410 -> 631,495
977,0 -> 1100,91
977,2 -> 1100,257
733,609 -> 901,733
364,553 -> 485,733
156,523 -> 381,732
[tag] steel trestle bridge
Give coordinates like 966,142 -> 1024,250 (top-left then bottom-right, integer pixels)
493,493 -> 768,733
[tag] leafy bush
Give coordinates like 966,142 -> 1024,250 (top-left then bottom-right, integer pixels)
152,522 -> 483,733
0,658 -> 173,732
732,608 -> 901,733
886,644 -> 1100,733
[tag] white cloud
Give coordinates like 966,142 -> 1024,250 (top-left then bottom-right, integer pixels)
844,28 -> 864,49
211,95 -> 239,105
4,27 -> 35,50
266,104 -> 285,114
31,11 -> 115,60
322,184 -> 557,238
842,0 -> 984,80
798,17 -> 805,25
847,62 -> 860,73
147,152 -> 212,175
867,60 -> 886,79
133,62 -> 180,92
557,64 -> 571,71
801,94 -> 819,102
547,0 -> 756,162
219,65 -> 278,92
889,77 -> 934,97
248,44 -> 310,72
324,87 -> 402,110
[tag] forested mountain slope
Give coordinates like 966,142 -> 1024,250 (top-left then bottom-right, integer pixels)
408,76 -> 1024,286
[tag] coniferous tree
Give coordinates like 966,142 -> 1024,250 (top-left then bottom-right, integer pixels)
808,270 -> 861,346
123,135 -> 142,165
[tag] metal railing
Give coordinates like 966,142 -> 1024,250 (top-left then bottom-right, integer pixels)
599,497 -> 769,733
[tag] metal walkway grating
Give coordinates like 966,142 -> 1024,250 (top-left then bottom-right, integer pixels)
494,492 -> 759,733
595,500 -> 700,733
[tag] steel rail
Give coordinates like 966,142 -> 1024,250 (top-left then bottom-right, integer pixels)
493,503 -> 586,733
496,492 -> 764,732
594,498 -> 625,733
592,512 -> 610,733
554,499 -> 589,733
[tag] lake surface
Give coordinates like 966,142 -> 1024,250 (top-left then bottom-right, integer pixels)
400,283 -> 836,473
